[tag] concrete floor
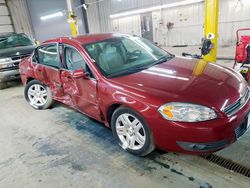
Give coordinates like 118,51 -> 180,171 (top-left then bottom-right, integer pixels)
0,82 -> 250,188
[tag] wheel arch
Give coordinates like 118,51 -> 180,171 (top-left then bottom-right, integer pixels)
106,103 -> 122,126
26,77 -> 35,84
105,99 -> 150,127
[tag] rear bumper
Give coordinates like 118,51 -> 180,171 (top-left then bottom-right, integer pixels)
0,69 -> 20,82
144,100 -> 250,154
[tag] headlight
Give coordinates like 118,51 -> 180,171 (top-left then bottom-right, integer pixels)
0,58 -> 14,69
0,58 -> 11,63
158,102 -> 217,122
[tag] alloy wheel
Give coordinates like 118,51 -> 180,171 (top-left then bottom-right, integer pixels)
27,84 -> 48,107
115,113 -> 146,150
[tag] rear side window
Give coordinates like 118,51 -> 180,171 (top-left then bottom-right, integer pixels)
37,44 -> 61,68
64,46 -> 86,71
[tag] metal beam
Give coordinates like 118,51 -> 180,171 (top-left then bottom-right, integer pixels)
80,0 -> 89,34
203,0 -> 219,62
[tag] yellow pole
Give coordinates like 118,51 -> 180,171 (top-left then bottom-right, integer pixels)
203,0 -> 219,62
66,0 -> 78,37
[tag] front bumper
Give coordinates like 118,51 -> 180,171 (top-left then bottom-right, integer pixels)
176,139 -> 228,152
145,100 -> 250,154
0,69 -> 20,82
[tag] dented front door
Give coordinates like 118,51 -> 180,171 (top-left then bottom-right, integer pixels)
60,44 -> 100,120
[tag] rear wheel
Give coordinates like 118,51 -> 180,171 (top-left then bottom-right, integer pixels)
111,106 -> 155,156
24,80 -> 53,110
0,82 -> 7,90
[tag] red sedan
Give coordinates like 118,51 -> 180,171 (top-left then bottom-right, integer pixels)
19,33 -> 250,156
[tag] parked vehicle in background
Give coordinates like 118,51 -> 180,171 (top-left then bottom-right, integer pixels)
20,33 -> 250,156
0,32 -> 36,89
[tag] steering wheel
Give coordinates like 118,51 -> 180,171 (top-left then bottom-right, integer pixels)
127,49 -> 142,62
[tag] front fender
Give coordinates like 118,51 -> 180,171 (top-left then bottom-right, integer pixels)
100,90 -> 152,126
110,91 -> 150,112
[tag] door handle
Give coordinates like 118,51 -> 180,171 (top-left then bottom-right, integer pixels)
38,68 -> 42,72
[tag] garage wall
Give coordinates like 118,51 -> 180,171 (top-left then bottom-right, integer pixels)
86,0 -> 250,46
0,0 -> 14,33
152,2 -> 204,46
6,0 -> 34,38
219,0 -> 250,45
27,0 -> 87,42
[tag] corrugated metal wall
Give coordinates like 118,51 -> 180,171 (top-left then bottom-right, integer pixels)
6,0 -> 34,38
86,0 -> 250,46
152,2 -> 204,46
86,2 -> 101,33
0,0 -> 14,33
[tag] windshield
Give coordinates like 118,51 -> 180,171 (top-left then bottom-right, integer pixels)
84,36 -> 173,78
0,33 -> 34,49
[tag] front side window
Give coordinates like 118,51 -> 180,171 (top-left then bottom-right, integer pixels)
64,46 -> 86,71
37,44 -> 61,68
84,36 -> 173,77
0,33 -> 34,49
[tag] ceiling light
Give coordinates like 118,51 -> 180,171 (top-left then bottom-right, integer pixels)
110,0 -> 204,19
40,11 -> 64,21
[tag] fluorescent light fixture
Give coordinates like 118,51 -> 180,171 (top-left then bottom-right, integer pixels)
40,11 -> 63,21
110,0 -> 204,19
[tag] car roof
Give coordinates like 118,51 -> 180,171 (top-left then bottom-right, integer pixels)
44,33 -> 136,45
0,32 -> 30,39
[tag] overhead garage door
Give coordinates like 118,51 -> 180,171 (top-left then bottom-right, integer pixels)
0,0 -> 14,33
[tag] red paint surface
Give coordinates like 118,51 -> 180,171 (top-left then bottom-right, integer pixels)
19,33 -> 250,154
235,28 -> 250,63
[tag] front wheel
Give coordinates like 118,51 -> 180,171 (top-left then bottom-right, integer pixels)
111,106 -> 155,156
24,80 -> 53,110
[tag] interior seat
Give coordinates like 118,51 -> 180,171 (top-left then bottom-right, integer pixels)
98,43 -> 125,72
87,44 -> 102,64
116,43 -> 128,63
66,48 -> 86,71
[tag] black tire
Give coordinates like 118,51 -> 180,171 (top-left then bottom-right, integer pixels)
111,106 -> 155,156
0,82 -> 7,90
24,80 -> 53,110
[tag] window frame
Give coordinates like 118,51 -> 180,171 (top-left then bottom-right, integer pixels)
32,42 -> 62,69
62,44 -> 97,80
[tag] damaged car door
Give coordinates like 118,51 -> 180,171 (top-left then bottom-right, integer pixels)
33,43 -> 64,98
60,44 -> 100,120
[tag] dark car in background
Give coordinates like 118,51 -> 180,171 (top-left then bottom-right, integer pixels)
0,32 -> 36,89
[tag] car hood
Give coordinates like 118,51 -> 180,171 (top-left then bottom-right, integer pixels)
110,57 -> 248,111
0,45 -> 36,58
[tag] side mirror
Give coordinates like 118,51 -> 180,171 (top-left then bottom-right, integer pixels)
201,39 -> 214,56
72,69 -> 90,79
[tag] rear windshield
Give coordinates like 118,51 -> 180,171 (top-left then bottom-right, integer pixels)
0,33 -> 34,49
